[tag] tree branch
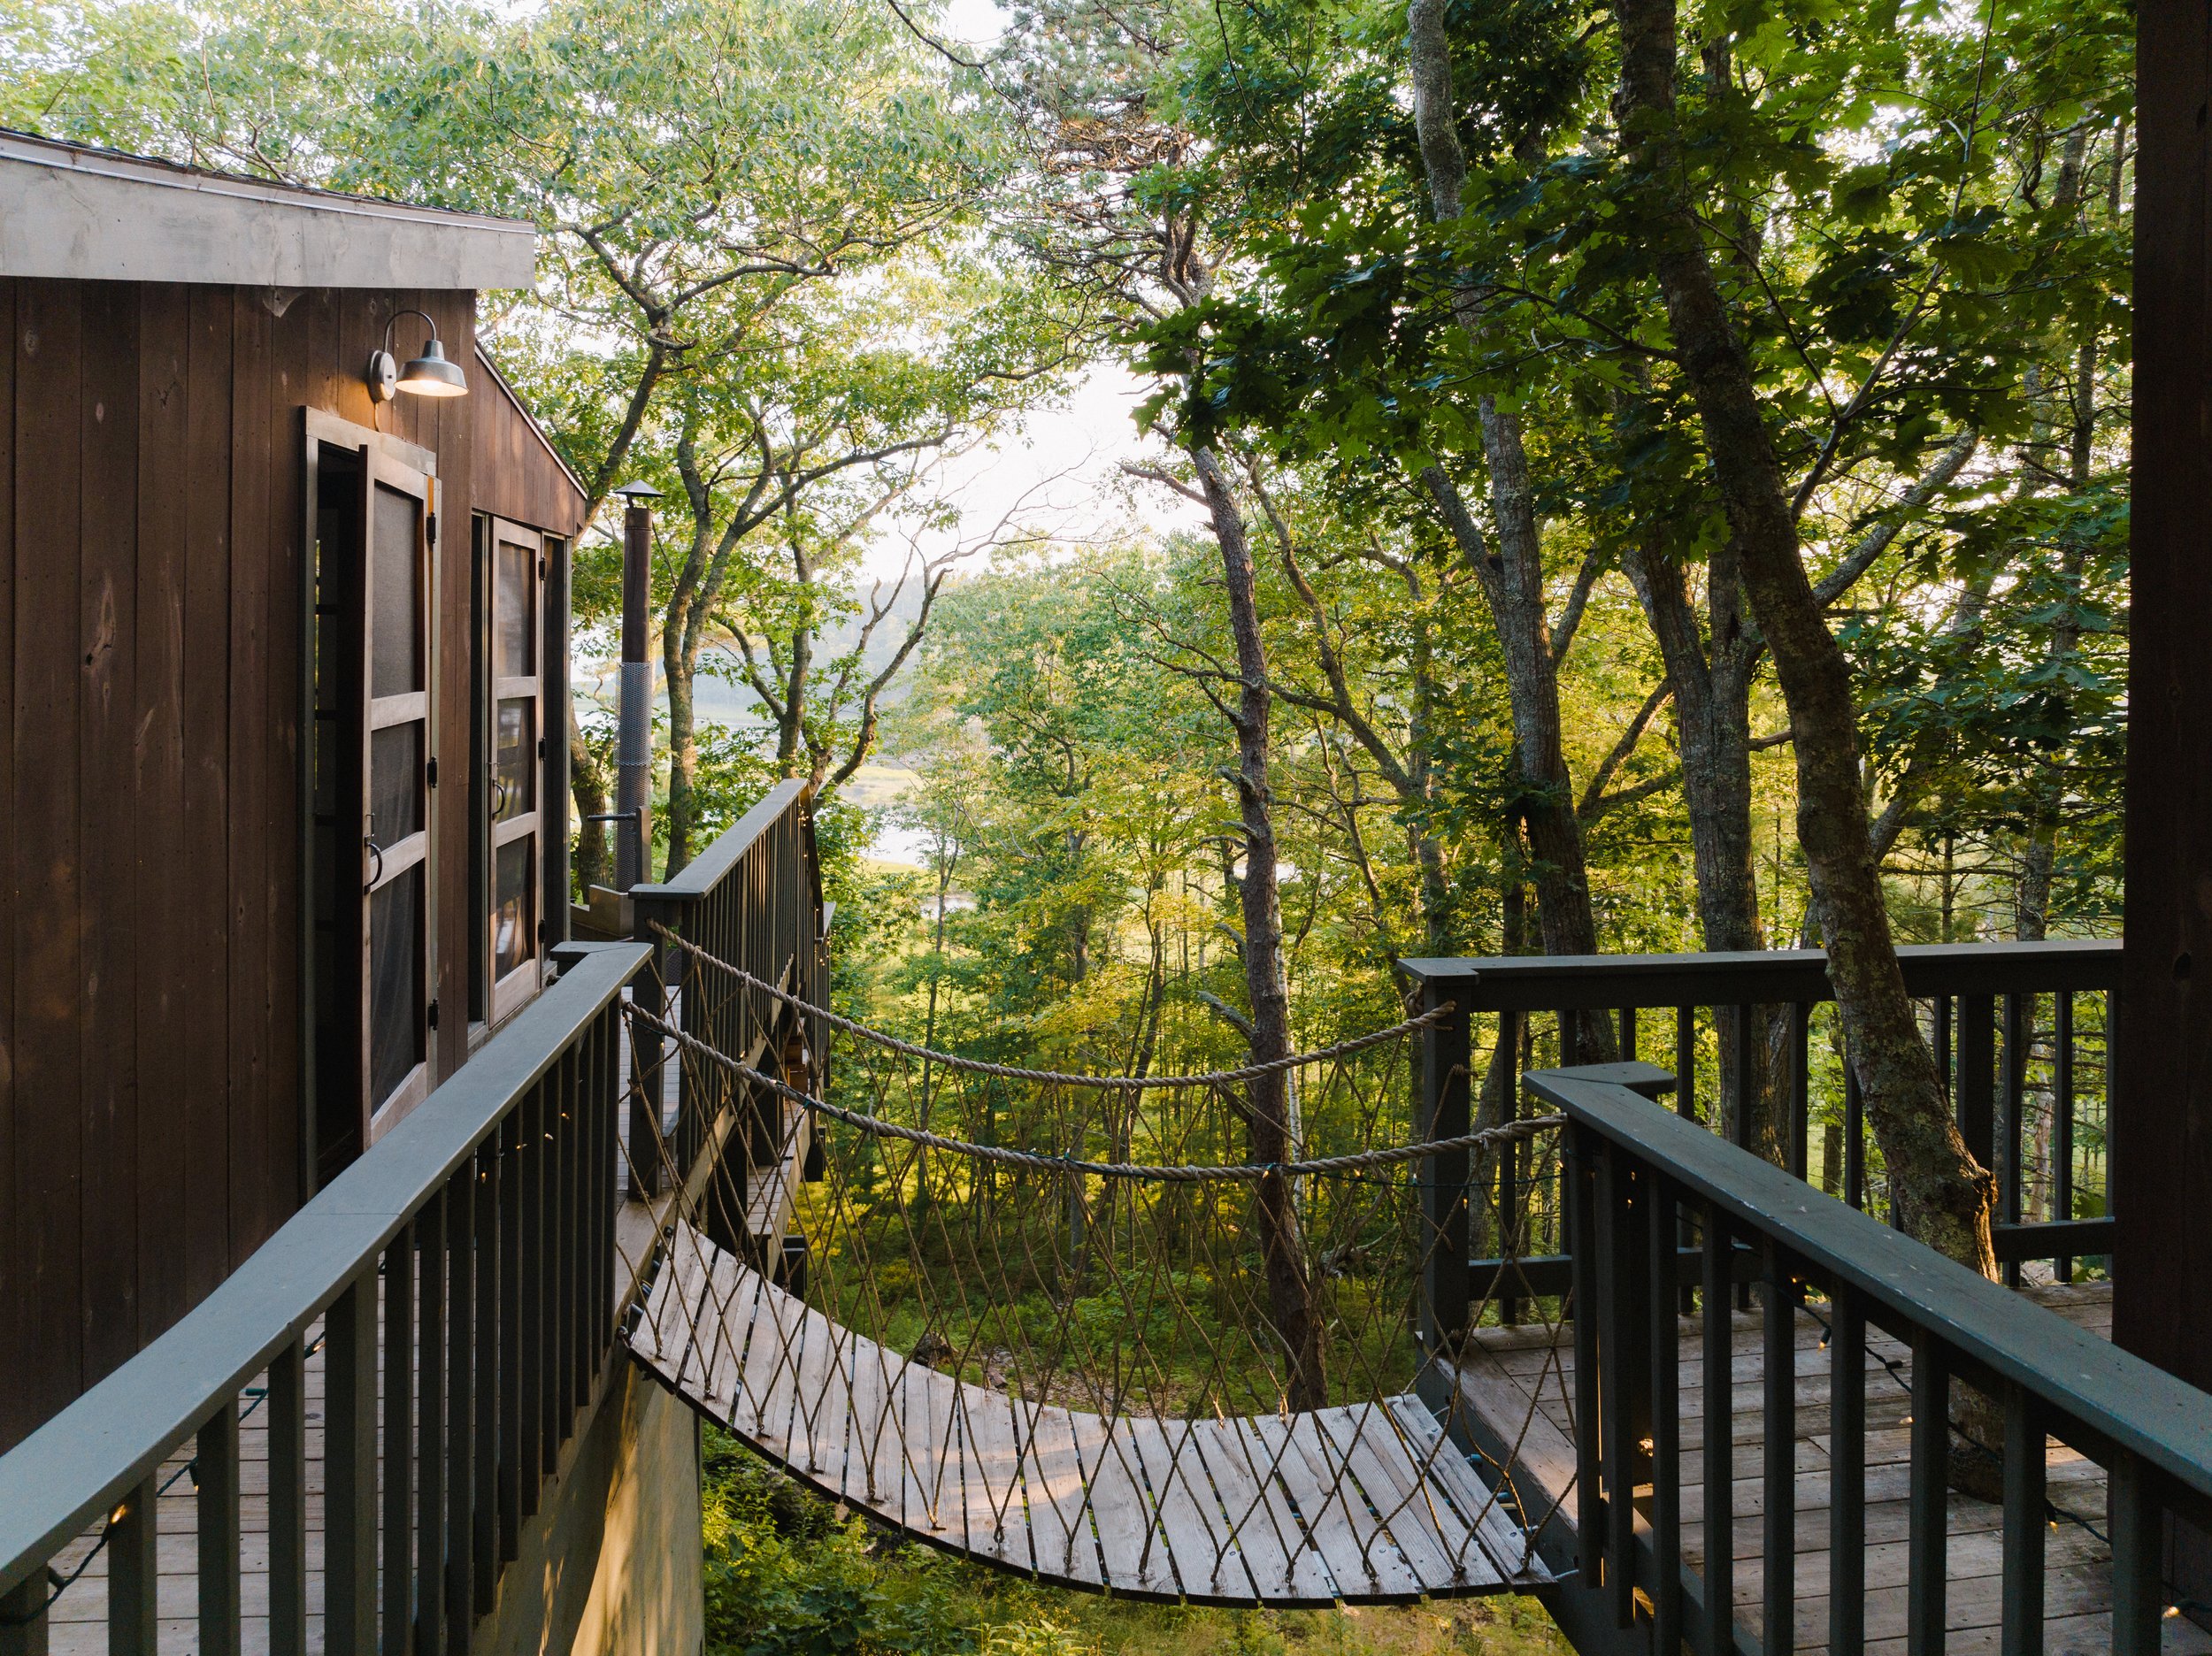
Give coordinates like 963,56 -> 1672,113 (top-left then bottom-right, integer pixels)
1577,678 -> 1673,821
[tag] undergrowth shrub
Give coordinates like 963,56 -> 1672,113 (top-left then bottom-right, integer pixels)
702,1428 -> 1572,1656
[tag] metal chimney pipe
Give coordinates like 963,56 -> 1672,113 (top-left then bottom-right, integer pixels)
614,490 -> 657,889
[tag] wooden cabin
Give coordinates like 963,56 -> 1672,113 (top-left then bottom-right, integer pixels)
0,130 -> 589,1451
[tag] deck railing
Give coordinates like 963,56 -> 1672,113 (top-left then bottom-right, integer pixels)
0,942 -> 643,1656
1528,1060 -> 2211,1656
626,778 -> 828,1215
1405,940 -> 2120,1330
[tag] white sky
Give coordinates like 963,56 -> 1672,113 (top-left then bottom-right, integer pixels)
849,0 -> 1212,578
872,360 -> 1209,577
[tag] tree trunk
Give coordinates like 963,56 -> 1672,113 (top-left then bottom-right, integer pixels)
1404,0 -> 1614,1062
1611,0 -> 1994,1274
663,628 -> 699,878
1621,528 -> 1786,1160
570,705 -> 613,895
1193,443 -> 1325,1413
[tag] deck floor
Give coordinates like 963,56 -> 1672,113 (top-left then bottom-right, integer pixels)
1454,1280 -> 2212,1654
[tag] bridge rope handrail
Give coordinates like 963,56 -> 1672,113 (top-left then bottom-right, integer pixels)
623,1000 -> 1561,1182
649,922 -> 1453,1089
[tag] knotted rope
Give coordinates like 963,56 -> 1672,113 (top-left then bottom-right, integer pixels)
649,922 -> 1455,1088
625,999 -> 1562,1181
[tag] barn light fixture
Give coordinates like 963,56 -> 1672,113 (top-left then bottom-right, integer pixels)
367,310 -> 468,402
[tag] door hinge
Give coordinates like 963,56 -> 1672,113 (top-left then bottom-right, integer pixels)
426,511 -> 438,548
427,998 -> 441,1031
426,756 -> 439,787
536,737 -> 545,759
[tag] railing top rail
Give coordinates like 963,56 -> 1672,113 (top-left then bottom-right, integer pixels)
630,777 -> 812,905
0,943 -> 649,1598
1402,938 -> 2122,1010
1525,1062 -> 2212,1504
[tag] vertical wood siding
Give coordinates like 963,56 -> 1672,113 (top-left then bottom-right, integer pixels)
0,278 -> 506,1451
471,354 -> 588,540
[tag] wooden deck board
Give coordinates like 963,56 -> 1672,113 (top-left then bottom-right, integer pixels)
1453,1279 -> 2212,1655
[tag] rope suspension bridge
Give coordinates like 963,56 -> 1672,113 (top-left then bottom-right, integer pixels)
615,928 -> 1565,1606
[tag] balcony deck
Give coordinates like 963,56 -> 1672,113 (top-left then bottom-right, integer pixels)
1453,1279 -> 2212,1654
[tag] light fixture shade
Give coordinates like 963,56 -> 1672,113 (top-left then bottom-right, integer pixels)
397,336 -> 468,397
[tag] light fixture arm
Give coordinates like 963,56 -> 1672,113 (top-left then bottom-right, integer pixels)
383,308 -> 442,355
366,309 -> 467,402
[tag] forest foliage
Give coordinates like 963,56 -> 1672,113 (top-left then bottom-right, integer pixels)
0,0 -> 2131,1637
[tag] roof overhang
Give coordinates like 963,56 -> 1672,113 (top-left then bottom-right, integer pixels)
0,130 -> 537,290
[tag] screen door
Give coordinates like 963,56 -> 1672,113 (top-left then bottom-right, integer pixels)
363,451 -> 436,1136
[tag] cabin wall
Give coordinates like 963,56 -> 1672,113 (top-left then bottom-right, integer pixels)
472,357 -> 589,540
0,276 -> 481,1451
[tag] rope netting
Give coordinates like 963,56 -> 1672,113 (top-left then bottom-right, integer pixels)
612,931 -> 1570,1602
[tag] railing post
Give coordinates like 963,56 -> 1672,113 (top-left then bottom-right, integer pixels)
196,1397 -> 242,1656
1595,1146 -> 1651,1630
326,1271 -> 379,1656
1417,977 -> 1471,1354
1569,1124 -> 1602,1559
106,1471 -> 157,1656
1647,1170 -> 1684,1655
1829,1284 -> 1867,1655
1908,1330 -> 1949,1656
1788,1001 -> 1811,1181
268,1338 -> 308,1653
0,1573 -> 45,1656
2110,1451 -> 2165,1656
1701,1201 -> 1735,1656
2055,991 -> 2076,1282
2000,1384 -> 2045,1656
1958,992 -> 1997,1177
1761,1240 -> 1796,1656
2001,993 -> 2030,1287
1499,1010 -> 1523,1323
627,903 -> 670,1200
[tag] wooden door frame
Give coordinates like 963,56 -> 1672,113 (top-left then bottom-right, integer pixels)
299,410 -> 440,1190
362,448 -> 438,1146
486,514 -> 546,1026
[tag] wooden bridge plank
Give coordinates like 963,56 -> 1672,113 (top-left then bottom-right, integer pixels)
1186,1418 -> 1337,1606
1127,1416 -> 1257,1604
785,1315 -> 856,1486
741,1276 -> 818,1460
1310,1397 -> 1469,1591
1384,1396 -> 1544,1585
1019,1404 -> 1105,1587
836,1322 -> 908,1514
628,1224 -> 709,1385
1080,1412 -> 1179,1597
697,1245 -> 762,1421
951,1382 -> 1033,1574
1246,1412 -> 1425,1601
626,1230 -> 1545,1607
899,1344 -> 959,1544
